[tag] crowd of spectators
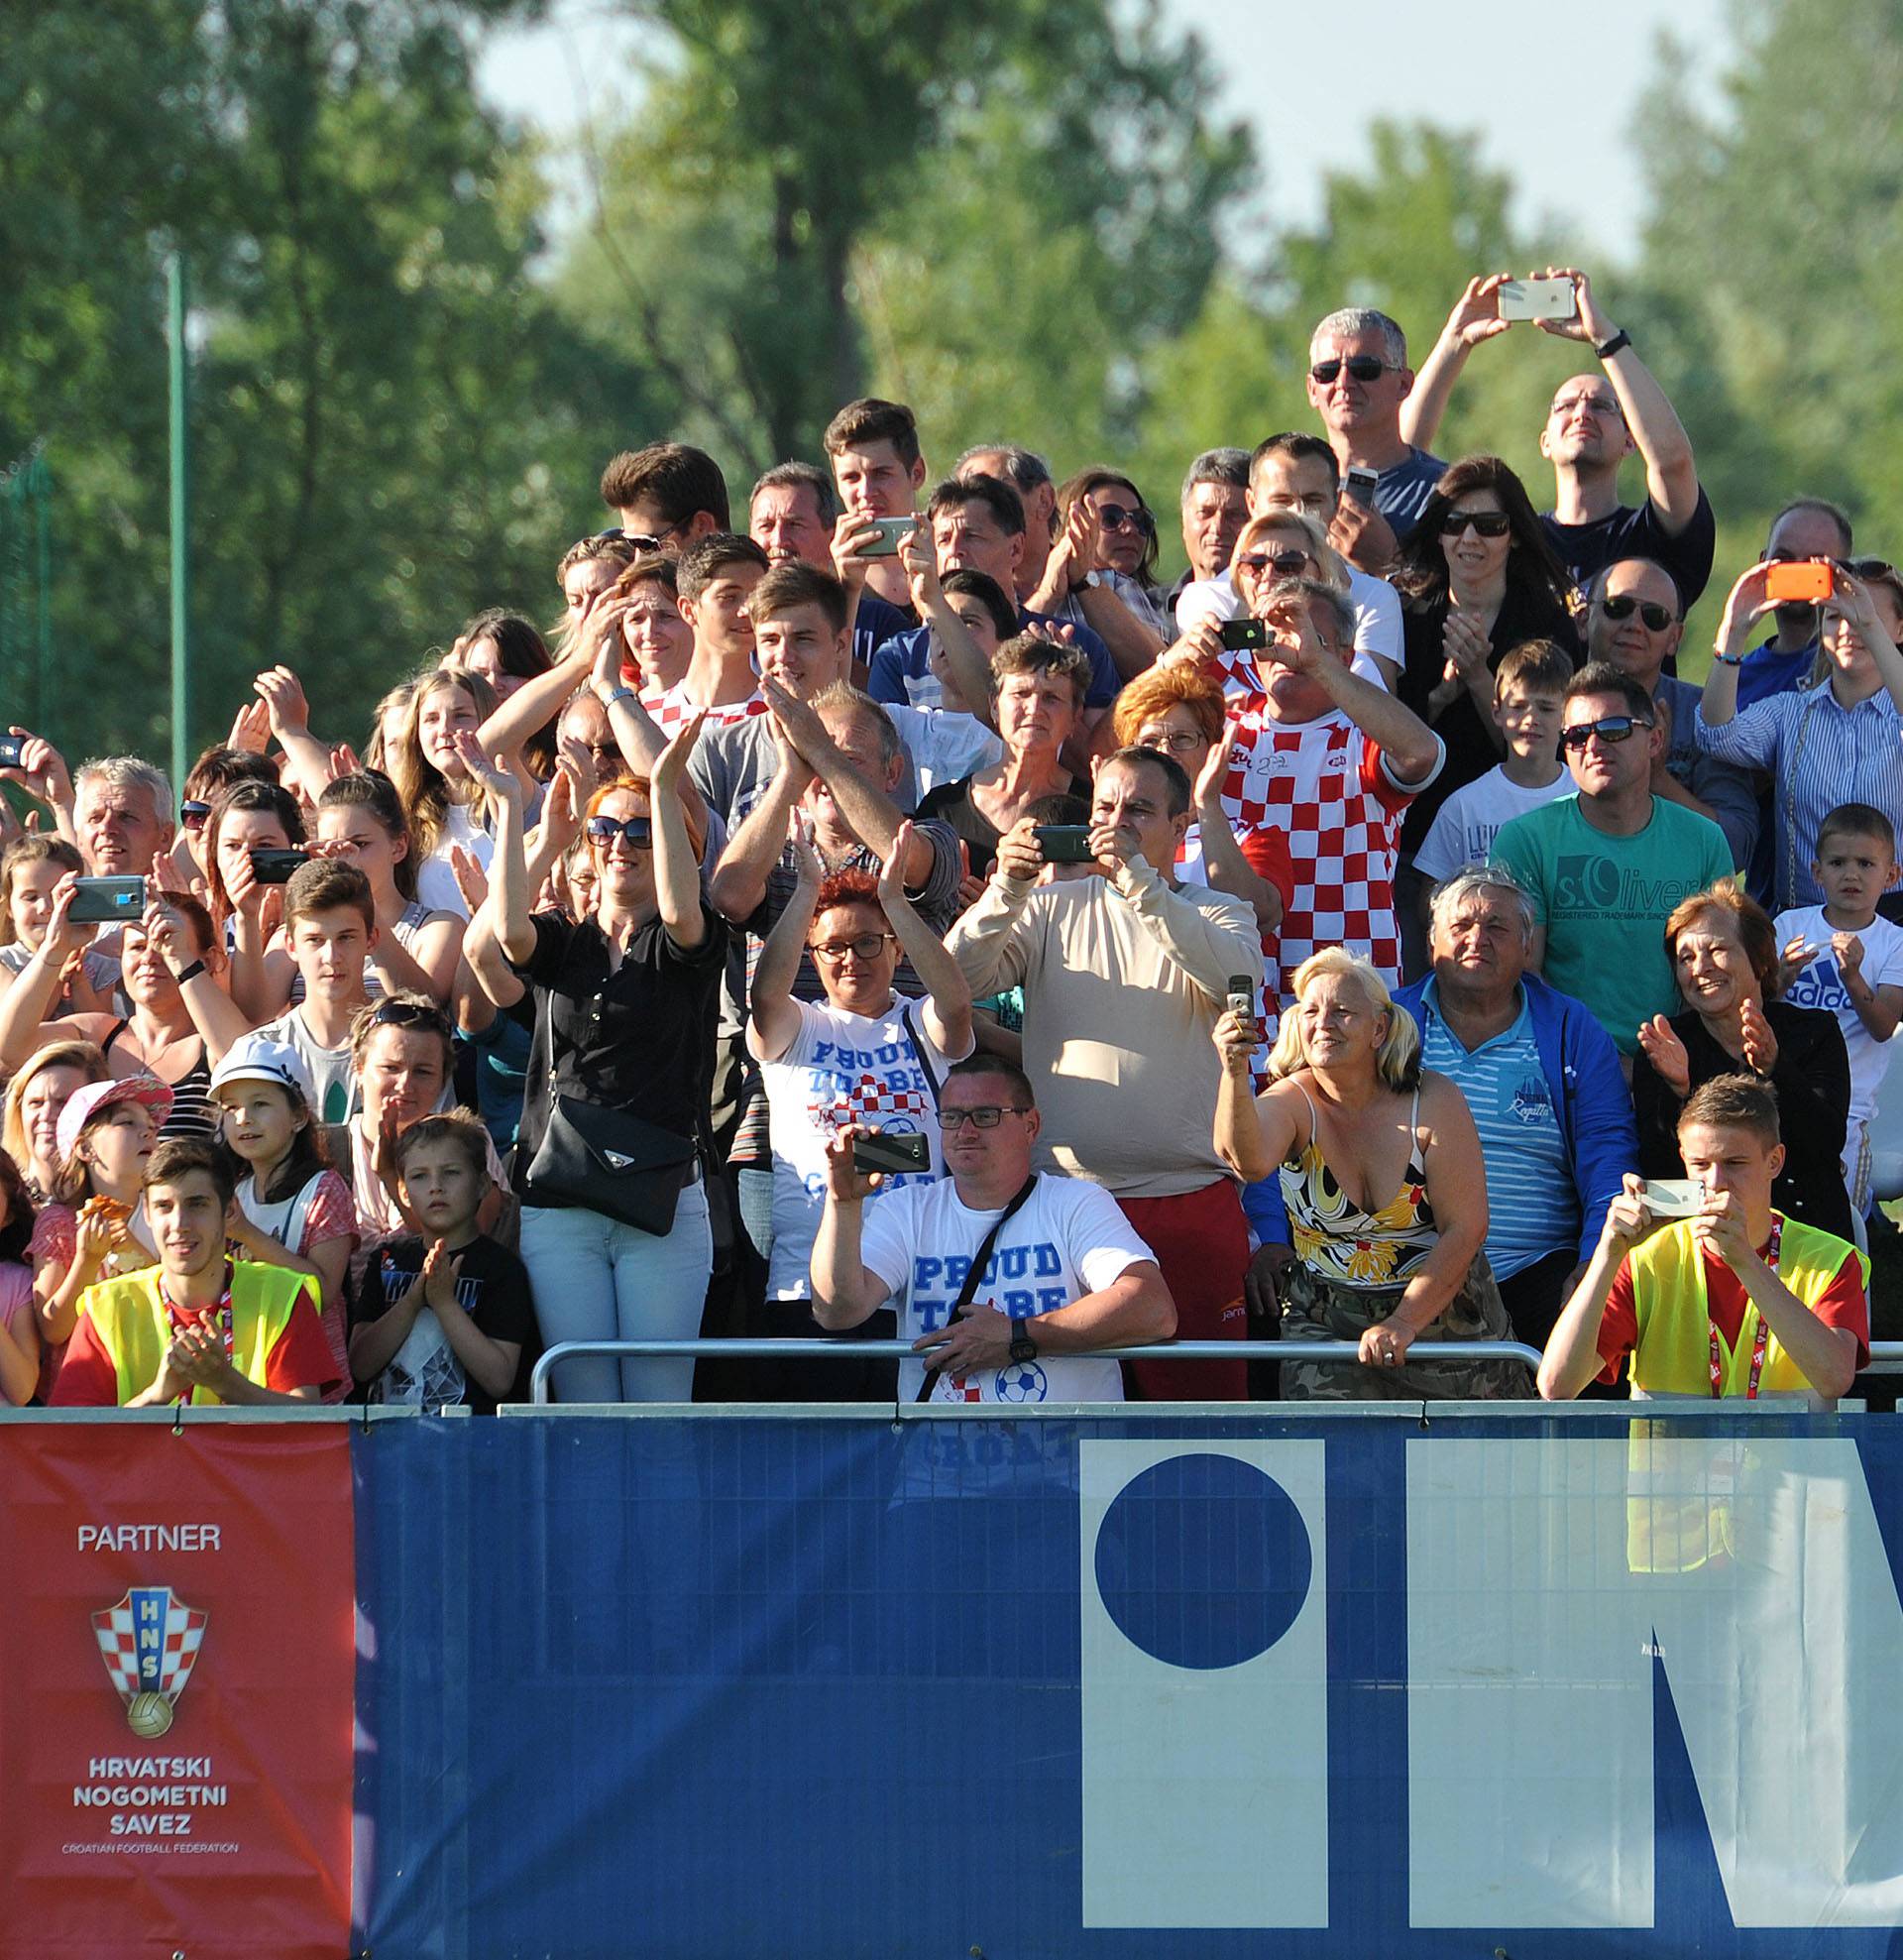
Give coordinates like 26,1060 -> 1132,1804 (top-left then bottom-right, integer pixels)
2,269 -> 1891,1413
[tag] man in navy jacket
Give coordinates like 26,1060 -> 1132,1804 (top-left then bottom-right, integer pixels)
1395,865 -> 1637,1347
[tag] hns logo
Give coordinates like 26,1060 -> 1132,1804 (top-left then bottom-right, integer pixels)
93,1586 -> 208,1738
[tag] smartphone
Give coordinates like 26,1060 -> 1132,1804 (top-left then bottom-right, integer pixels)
1640,1178 -> 1706,1219
852,1129 -> 932,1177
68,875 -> 147,924
249,848 -> 310,884
1764,559 -> 1833,604
0,736 -> 23,770
1497,277 -> 1578,323
1034,824 -> 1096,865
1342,466 -> 1379,505
1218,617 -> 1267,652
860,516 -> 921,558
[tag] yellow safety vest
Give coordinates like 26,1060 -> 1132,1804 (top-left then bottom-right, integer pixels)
79,1262 -> 310,1407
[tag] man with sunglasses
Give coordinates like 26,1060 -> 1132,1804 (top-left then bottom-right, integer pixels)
1492,662 -> 1734,1056
1304,308 -> 1445,530
1586,558 -> 1758,867
597,441 -> 729,554
812,1054 -> 1174,1405
1401,269 -> 1715,608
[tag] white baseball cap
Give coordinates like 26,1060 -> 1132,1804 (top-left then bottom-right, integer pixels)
209,1034 -> 315,1107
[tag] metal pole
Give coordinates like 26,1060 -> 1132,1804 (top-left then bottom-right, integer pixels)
167,252 -> 190,797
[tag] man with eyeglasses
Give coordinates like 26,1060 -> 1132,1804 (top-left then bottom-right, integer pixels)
949,745 -> 1262,1398
1303,307 -> 1445,530
1175,432 -> 1404,684
811,1054 -> 1175,1404
1491,662 -> 1734,1056
1585,558 -> 1757,867
1401,269 -> 1716,607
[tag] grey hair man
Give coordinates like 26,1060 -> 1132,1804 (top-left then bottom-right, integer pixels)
1176,447 -> 1251,594
1393,864 -> 1638,1348
1304,305 -> 1445,528
74,756 -> 175,875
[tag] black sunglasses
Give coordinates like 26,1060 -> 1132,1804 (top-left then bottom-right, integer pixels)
591,527 -> 663,551
1440,511 -> 1512,539
371,998 -> 451,1034
179,800 -> 211,829
1235,548 -> 1312,578
585,815 -> 653,848
1309,356 -> 1391,385
1600,594 -> 1677,631
1096,502 -> 1155,536
1560,714 -> 1653,749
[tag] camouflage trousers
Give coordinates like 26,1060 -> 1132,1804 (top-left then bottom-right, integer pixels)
1278,1255 -> 1536,1401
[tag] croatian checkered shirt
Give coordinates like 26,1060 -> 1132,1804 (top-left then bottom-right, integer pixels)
1219,704 -> 1434,1024
642,682 -> 768,733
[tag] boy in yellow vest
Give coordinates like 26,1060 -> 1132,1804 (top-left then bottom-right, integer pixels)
53,1137 -> 340,1407
1538,1073 -> 1867,1403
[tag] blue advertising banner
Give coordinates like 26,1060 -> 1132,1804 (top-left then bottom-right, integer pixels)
351,1410 -> 1903,1958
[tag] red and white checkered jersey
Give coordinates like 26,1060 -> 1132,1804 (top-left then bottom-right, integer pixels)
1219,706 -> 1421,1020
643,683 -> 768,734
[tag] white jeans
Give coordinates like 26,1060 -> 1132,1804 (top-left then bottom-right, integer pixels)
520,1182 -> 711,1402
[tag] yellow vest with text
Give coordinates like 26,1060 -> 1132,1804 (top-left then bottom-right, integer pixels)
1621,1212 -> 1865,1398
80,1262 -> 310,1407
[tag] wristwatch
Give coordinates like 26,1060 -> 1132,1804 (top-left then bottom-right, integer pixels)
1009,1324 -> 1039,1366
1594,328 -> 1631,362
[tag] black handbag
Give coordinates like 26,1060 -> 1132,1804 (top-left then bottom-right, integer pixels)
525,1095 -> 699,1236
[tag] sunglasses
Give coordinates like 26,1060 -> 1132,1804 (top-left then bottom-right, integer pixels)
810,932 -> 897,963
1095,502 -> 1155,536
179,800 -> 211,830
1440,511 -> 1512,539
591,527 -> 663,551
371,998 -> 451,1034
585,815 -> 653,848
1309,356 -> 1392,385
1560,715 -> 1653,749
1235,548 -> 1311,578
1599,594 -> 1677,631
936,1104 -> 1032,1130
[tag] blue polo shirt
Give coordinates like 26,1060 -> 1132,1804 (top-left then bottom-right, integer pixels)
1417,978 -> 1576,1280
1735,635 -> 1818,712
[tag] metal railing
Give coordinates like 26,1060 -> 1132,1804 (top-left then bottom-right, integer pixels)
527,1337 -> 1546,1405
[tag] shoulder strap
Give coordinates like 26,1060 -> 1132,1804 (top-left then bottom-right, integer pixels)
899,1002 -> 941,1110
915,1173 -> 1040,1403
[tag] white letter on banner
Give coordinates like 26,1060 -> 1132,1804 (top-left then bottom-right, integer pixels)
1405,1433 -> 1903,1927
1079,1439 -> 1327,1928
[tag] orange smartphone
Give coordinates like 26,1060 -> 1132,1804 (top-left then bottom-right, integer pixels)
1764,560 -> 1833,604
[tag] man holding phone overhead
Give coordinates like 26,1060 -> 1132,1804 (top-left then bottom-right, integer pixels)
947,744 -> 1262,1399
1403,268 -> 1716,608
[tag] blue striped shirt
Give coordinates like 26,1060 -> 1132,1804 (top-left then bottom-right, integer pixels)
1418,980 -> 1575,1281
1694,680 -> 1903,909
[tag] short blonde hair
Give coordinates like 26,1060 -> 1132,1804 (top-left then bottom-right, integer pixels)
1232,510 -> 1351,596
1266,948 -> 1419,1090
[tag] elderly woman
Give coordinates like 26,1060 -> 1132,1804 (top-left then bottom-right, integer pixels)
1633,878 -> 1853,1239
1214,946 -> 1531,1399
1392,454 -> 1582,854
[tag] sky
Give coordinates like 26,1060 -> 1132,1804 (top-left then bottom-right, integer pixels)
477,0 -> 1736,261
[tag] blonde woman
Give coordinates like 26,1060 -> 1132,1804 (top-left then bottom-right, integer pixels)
1214,947 -> 1530,1399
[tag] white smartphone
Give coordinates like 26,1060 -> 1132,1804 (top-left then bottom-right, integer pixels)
1497,278 -> 1578,323
1640,1178 -> 1705,1219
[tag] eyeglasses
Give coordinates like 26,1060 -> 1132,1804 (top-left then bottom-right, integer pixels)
1137,729 -> 1205,754
1309,356 -> 1392,385
371,998 -> 451,1035
585,815 -> 653,848
1560,715 -> 1652,749
936,1104 -> 1032,1130
1235,548 -> 1311,578
1439,511 -> 1512,539
1095,502 -> 1155,536
810,932 -> 897,963
1599,594 -> 1677,631
179,800 -> 211,830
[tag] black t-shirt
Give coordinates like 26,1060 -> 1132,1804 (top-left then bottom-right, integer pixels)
510,906 -> 728,1188
350,1232 -> 538,1413
1541,487 -> 1717,611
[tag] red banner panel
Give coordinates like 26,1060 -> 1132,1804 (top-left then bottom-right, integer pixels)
0,1423 -> 354,1957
